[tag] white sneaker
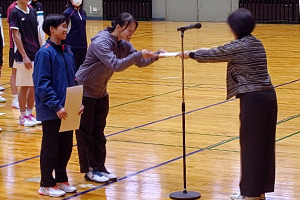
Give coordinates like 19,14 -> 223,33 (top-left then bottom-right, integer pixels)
99,171 -> 117,181
0,96 -> 6,103
28,114 -> 42,125
11,98 -> 19,109
85,170 -> 109,183
230,193 -> 260,200
38,186 -> 66,197
0,86 -> 4,91
18,116 -> 35,127
57,182 -> 77,193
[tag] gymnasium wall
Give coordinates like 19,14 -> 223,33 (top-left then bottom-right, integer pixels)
84,0 -> 239,22
7,0 -> 299,22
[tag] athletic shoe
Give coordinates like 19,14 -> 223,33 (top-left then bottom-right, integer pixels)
11,98 -> 19,109
57,182 -> 77,193
230,193 -> 260,200
0,86 -> 4,91
18,116 -> 35,127
99,171 -> 117,181
28,114 -> 42,125
0,128 -> 2,132
38,186 -> 66,197
85,170 -> 109,183
0,96 -> 6,103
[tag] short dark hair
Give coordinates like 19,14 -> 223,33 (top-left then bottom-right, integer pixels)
107,12 -> 138,33
42,14 -> 66,36
227,9 -> 255,39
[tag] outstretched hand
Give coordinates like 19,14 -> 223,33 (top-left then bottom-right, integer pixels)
141,49 -> 159,59
157,49 -> 166,54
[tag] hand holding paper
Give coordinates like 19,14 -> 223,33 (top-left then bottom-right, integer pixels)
158,52 -> 180,58
57,108 -> 68,120
59,85 -> 83,132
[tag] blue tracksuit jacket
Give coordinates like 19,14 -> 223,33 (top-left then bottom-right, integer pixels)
33,39 -> 76,121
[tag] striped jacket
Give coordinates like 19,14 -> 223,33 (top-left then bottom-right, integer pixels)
190,34 -> 274,99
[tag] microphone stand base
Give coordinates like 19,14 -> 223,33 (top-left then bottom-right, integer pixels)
169,191 -> 201,200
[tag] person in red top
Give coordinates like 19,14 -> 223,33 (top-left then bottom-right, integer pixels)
7,1 -> 32,109
9,0 -> 42,126
0,6 -> 6,103
7,1 -> 19,108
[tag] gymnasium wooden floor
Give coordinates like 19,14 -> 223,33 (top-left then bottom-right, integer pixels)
0,19 -> 300,200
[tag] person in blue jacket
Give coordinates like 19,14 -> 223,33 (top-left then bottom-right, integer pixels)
63,0 -> 87,71
33,14 -> 83,197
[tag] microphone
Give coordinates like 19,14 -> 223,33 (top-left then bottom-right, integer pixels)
177,23 -> 202,32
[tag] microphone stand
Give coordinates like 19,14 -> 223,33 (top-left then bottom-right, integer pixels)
169,29 -> 201,200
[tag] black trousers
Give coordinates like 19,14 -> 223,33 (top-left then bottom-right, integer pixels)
238,89 -> 277,197
40,119 -> 73,187
71,48 -> 87,72
76,95 -> 109,173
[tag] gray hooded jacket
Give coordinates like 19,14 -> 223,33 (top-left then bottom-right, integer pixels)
76,30 -> 157,98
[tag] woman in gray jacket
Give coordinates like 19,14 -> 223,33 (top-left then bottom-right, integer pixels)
179,9 -> 277,200
75,12 -> 162,183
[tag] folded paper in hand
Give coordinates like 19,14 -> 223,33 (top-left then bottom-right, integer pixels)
59,85 -> 83,132
158,52 -> 180,57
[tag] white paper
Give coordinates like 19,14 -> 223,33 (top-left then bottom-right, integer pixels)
59,85 -> 83,132
158,52 -> 180,57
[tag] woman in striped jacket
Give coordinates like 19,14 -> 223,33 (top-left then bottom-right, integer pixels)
179,9 -> 277,200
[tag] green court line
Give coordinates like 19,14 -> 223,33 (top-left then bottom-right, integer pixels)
106,125 -> 236,138
108,127 -> 300,153
275,130 -> 300,142
110,83 -> 202,108
108,135 -> 239,152
106,114 -> 300,153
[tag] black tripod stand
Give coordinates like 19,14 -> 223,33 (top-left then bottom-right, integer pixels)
169,24 -> 201,200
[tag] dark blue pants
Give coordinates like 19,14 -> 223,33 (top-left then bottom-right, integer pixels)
40,119 -> 73,187
238,89 -> 277,197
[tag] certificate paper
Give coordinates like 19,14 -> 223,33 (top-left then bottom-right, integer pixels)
59,85 -> 83,132
158,52 -> 180,57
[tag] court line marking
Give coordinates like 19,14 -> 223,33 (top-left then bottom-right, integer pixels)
1,79 -> 300,170
0,79 -> 300,199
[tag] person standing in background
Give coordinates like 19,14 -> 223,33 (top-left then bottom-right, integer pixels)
0,6 -> 6,103
9,0 -> 42,126
63,0 -> 87,72
30,0 -> 46,44
7,1 -> 22,108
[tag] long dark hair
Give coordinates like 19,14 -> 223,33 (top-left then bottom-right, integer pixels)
227,8 -> 255,39
66,0 -> 83,8
107,12 -> 138,33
